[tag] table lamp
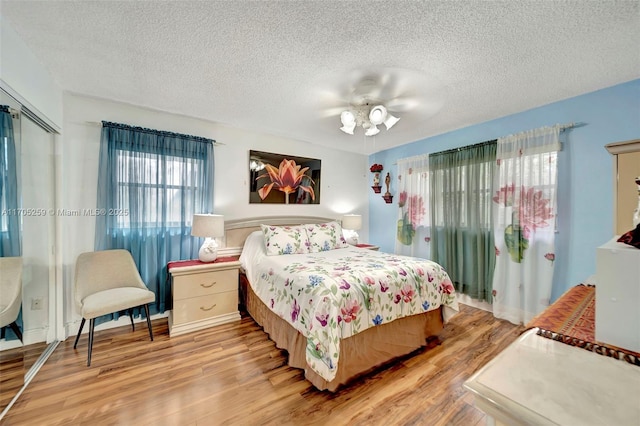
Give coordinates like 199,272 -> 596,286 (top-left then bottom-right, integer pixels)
342,214 -> 362,245
191,214 -> 225,262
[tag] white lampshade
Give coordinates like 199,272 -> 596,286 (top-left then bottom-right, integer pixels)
342,214 -> 362,246
340,111 -> 356,135
364,125 -> 380,136
340,110 -> 355,125
369,105 -> 387,125
340,123 -> 356,135
191,214 -> 225,238
342,214 -> 362,231
384,113 -> 400,129
191,214 -> 224,262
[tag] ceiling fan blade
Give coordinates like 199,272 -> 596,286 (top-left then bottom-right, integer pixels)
314,67 -> 448,127
376,73 -> 404,101
318,106 -> 349,118
384,96 -> 420,111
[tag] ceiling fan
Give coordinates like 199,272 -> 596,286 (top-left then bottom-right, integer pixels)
318,67 -> 446,137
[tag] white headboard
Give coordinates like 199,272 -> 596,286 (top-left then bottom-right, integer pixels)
221,216 -> 338,255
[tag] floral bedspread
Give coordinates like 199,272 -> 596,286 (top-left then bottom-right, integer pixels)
251,248 -> 458,382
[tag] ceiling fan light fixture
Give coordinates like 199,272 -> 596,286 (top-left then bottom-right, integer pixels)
340,123 -> 356,135
337,102 -> 398,137
340,110 -> 356,126
384,113 -> 400,129
369,105 -> 387,125
364,124 -> 380,136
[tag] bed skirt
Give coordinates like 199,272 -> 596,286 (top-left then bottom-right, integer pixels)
240,274 -> 444,391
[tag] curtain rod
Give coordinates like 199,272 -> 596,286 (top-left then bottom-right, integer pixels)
499,122 -> 585,140
430,138 -> 497,157
557,121 -> 586,131
393,121 -> 584,164
426,122 -> 582,158
84,121 -> 224,145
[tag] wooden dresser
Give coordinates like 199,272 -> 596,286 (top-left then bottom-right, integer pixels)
168,257 -> 241,337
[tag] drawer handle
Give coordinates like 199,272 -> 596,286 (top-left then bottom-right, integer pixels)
200,304 -> 217,312
200,281 -> 217,288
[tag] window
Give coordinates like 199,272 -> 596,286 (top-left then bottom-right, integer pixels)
95,121 -> 214,314
431,163 -> 495,229
114,150 -> 202,228
429,141 -> 497,302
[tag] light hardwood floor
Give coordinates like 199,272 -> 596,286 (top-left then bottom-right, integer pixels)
0,341 -> 48,412
3,304 -> 524,425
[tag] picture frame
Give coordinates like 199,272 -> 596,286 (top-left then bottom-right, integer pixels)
249,150 -> 321,204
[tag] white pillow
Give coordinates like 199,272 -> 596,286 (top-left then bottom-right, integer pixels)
260,224 -> 310,255
304,221 -> 349,252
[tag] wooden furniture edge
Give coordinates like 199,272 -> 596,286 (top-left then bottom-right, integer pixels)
168,311 -> 241,337
605,138 -> 640,234
169,260 -> 241,275
605,138 -> 640,155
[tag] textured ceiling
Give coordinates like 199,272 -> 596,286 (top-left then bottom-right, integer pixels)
1,1 -> 638,154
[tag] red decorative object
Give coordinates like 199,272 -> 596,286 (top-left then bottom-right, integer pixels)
369,163 -> 383,173
371,185 -> 382,194
383,194 -> 393,204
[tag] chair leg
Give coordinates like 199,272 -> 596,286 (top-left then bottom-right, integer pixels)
73,318 -> 86,349
144,304 -> 153,341
87,318 -> 95,367
128,308 -> 135,331
9,321 -> 23,343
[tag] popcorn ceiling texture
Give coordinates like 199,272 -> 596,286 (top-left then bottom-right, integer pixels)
2,0 -> 638,153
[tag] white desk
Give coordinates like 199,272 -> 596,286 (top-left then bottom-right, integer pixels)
464,328 -> 640,426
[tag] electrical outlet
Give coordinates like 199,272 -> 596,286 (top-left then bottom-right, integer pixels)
31,297 -> 44,310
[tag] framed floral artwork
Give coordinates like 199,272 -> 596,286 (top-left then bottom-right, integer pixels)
249,150 -> 321,204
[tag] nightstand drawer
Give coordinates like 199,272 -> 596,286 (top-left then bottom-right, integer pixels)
173,269 -> 237,300
172,291 -> 238,324
168,257 -> 241,337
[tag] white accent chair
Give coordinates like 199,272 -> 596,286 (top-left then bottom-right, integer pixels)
0,257 -> 22,342
73,249 -> 155,366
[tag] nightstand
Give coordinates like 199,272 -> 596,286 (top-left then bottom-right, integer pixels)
355,243 -> 379,251
168,256 -> 241,337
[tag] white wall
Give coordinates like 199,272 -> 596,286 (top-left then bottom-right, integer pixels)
61,93 -> 369,335
0,17 -> 63,130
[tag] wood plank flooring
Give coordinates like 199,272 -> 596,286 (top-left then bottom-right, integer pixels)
2,304 -> 524,425
0,341 -> 48,413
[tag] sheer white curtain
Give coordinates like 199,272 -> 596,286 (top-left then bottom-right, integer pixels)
491,126 -> 561,324
395,154 -> 430,258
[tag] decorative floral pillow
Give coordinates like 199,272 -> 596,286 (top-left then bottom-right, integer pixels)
261,225 -> 310,255
304,221 -> 349,252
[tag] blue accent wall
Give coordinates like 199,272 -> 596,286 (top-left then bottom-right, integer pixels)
369,79 -> 640,302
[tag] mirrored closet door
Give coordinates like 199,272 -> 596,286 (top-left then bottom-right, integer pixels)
0,89 -> 57,416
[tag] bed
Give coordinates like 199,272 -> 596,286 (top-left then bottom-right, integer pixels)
230,216 -> 459,391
